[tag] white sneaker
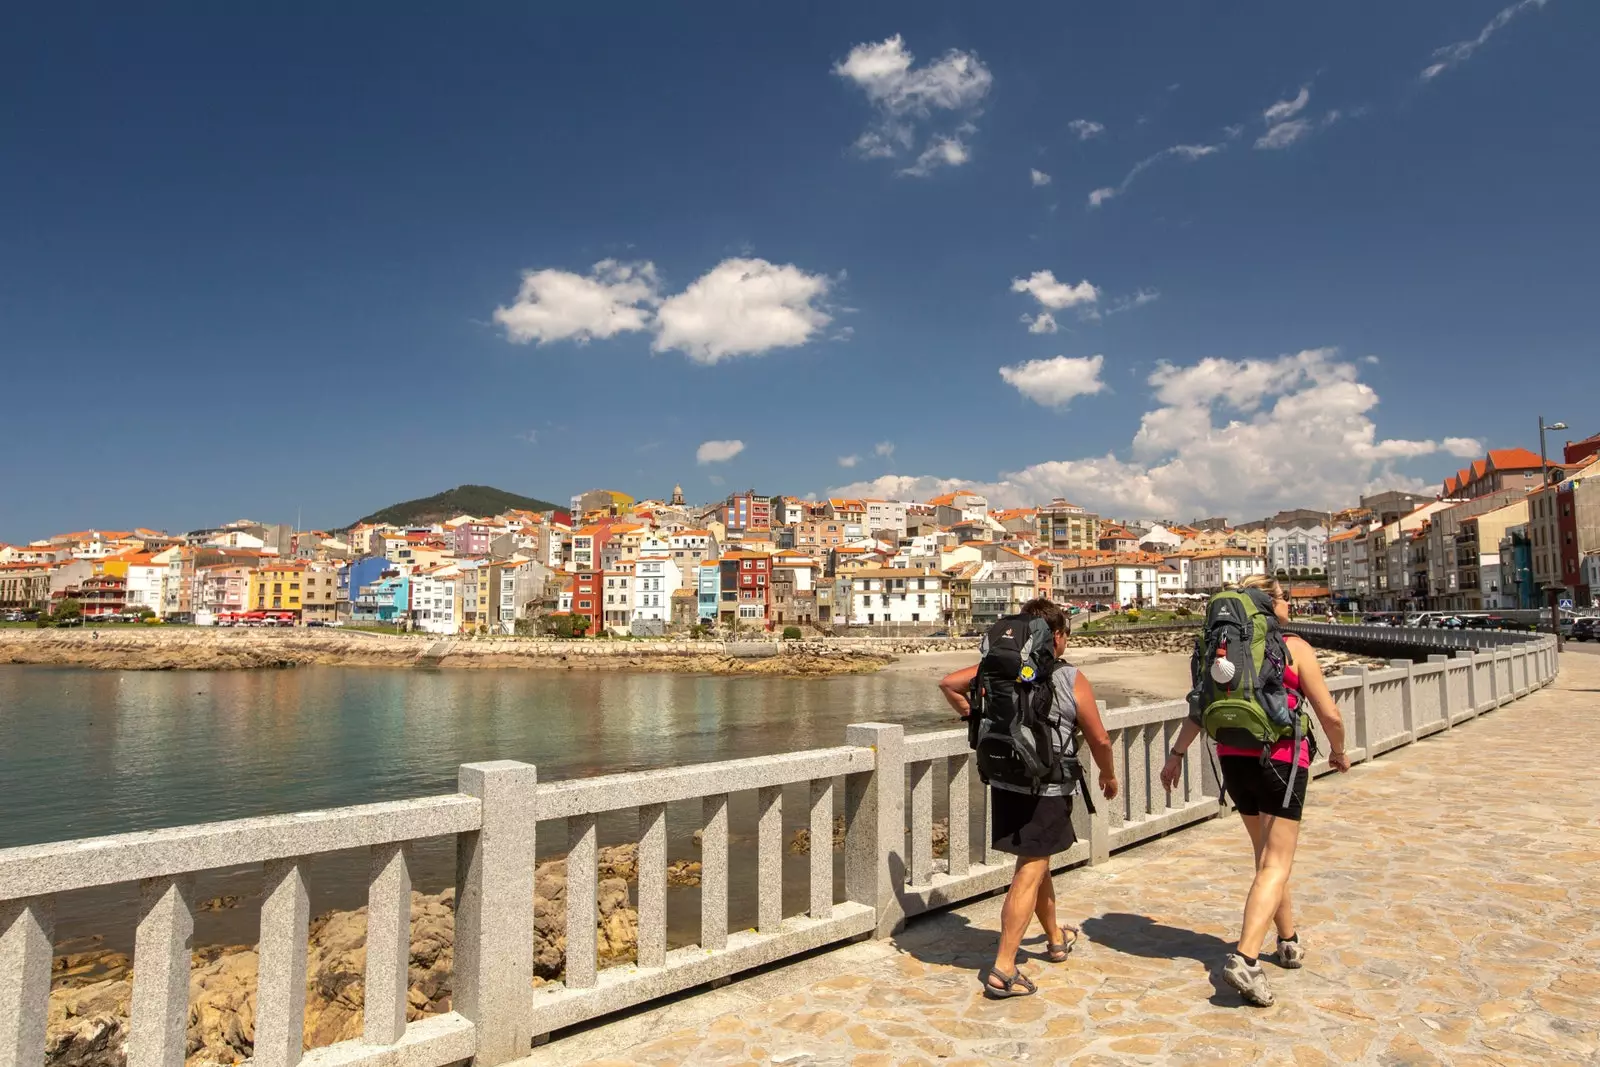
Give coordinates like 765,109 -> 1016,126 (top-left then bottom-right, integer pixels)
1221,953 -> 1275,1006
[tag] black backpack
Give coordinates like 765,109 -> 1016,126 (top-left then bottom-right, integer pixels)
966,614 -> 1092,809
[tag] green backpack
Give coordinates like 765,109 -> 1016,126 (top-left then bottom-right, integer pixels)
1186,588 -> 1311,806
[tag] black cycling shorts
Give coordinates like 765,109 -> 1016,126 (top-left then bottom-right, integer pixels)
1219,755 -> 1307,821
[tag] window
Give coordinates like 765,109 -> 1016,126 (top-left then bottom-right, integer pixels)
578,600 -> 592,609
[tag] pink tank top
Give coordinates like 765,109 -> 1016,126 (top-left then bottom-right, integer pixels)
1216,664 -> 1311,768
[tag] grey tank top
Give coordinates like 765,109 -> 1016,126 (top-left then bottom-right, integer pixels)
991,663 -> 1081,797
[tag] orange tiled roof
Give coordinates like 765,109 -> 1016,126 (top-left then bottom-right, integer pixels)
1487,447 -> 1543,470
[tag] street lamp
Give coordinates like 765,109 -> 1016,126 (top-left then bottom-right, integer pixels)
1537,416 -> 1568,648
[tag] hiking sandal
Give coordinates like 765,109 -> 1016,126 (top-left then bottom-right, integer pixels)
1043,924 -> 1080,962
980,966 -> 1037,998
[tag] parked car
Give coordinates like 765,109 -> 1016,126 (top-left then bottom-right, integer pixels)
928,630 -> 949,638
1572,617 -> 1597,642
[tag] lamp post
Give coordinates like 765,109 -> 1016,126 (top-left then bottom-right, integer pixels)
1538,417 -> 1568,648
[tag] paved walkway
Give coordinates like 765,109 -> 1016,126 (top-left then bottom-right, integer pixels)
522,653 -> 1600,1066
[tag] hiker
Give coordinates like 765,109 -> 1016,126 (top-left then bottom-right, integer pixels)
939,597 -> 1118,999
1159,574 -> 1350,1007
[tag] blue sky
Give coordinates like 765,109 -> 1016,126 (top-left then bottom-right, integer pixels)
2,2 -> 1594,541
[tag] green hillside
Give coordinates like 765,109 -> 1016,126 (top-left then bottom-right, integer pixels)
353,485 -> 561,528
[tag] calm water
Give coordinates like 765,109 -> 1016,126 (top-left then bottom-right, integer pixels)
0,664 -> 1128,950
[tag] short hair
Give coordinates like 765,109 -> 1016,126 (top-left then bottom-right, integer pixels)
1021,596 -> 1068,635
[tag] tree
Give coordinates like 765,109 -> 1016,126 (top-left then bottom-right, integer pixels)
53,598 -> 82,621
543,614 -> 590,639
782,626 -> 803,640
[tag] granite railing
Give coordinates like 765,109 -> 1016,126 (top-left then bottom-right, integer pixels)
0,634 -> 1559,1067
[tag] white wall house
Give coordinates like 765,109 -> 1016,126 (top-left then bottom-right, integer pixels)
1191,550 -> 1266,592
865,499 -> 908,536
603,564 -> 635,633
1056,561 -> 1160,606
124,561 -> 167,614
1157,565 -> 1185,596
1267,524 -> 1328,576
847,568 -> 946,625
632,556 -> 682,624
1138,524 -> 1184,552
412,573 -> 458,634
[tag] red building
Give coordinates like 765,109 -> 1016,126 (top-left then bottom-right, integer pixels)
569,570 -> 603,635
718,552 -> 770,627
1564,430 -> 1600,468
60,574 -> 127,618
715,491 -> 771,534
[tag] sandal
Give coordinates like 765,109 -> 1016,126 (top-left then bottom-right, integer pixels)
1043,925 -> 1080,963
980,966 -> 1037,998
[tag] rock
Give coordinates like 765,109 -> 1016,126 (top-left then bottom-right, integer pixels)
788,815 -> 847,854
197,895 -> 242,912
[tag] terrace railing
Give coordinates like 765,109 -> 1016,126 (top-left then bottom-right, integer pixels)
0,634 -> 1559,1067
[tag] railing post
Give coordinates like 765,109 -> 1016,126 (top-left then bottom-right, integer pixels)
1429,655 -> 1452,728
845,722 -> 905,938
455,760 -> 537,1066
255,859 -> 311,1067
1389,659 -> 1416,744
363,842 -> 413,1046
756,785 -> 784,935
945,755 -> 970,878
128,874 -> 195,1067
0,897 -> 53,1067
1342,666 -> 1369,760
1455,651 -> 1477,722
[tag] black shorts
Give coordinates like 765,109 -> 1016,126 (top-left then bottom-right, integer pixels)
1219,755 -> 1307,821
990,788 -> 1076,857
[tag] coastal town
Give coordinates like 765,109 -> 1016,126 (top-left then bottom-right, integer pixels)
3,436 -> 1596,637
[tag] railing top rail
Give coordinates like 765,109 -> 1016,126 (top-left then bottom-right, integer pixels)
534,744 -> 874,820
0,793 -> 480,900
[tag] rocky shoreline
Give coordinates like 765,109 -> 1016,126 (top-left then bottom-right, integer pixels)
0,629 -> 895,676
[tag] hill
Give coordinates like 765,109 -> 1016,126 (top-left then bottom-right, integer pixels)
353,485 -> 561,528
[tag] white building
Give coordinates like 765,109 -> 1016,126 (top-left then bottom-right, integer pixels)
847,567 -> 947,625
124,558 -> 168,615
632,556 -> 682,625
1191,549 -> 1266,592
1055,558 -> 1160,606
669,529 -> 718,574
412,570 -> 459,634
1157,564 -> 1185,597
1267,523 -> 1329,577
864,500 -> 909,536
1138,524 -> 1185,552
1163,554 -> 1195,592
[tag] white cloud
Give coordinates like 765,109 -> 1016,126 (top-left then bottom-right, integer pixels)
653,258 -> 832,364
900,134 -> 971,177
1421,0 -> 1549,82
831,348 -> 1476,519
838,454 -> 861,468
1263,86 -> 1311,124
874,440 -> 896,458
1022,312 -> 1059,335
835,34 -> 992,176
696,439 -> 745,465
999,355 -> 1108,408
1105,289 -> 1160,316
1362,355 -> 1381,365
1087,142 -> 1224,208
1068,119 -> 1105,140
1255,119 -> 1312,150
1443,437 -> 1484,457
493,259 -> 659,345
1030,168 -> 1052,187
708,474 -> 726,487
1011,269 -> 1100,310
515,429 -> 538,444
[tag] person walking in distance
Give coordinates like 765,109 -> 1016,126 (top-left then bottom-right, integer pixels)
1160,574 -> 1350,1007
939,598 -> 1118,998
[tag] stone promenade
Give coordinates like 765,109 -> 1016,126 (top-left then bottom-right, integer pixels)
519,652 -> 1600,1066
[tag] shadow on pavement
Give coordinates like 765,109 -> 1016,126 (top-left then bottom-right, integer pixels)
1082,912 -> 1242,1006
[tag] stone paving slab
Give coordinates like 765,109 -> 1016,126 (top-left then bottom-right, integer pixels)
517,653 -> 1600,1066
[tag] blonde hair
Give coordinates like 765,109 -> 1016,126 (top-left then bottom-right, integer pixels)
1234,574 -> 1283,600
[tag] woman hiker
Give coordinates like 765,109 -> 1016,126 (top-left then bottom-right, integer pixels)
1159,574 -> 1351,1007
939,597 -> 1118,999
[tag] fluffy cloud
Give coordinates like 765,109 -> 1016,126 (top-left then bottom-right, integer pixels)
1087,142 -> 1224,208
837,454 -> 861,468
874,440 -> 896,458
696,439 -> 745,465
1022,312 -> 1059,335
835,34 -> 993,176
652,258 -> 833,364
1068,119 -> 1105,140
1421,0 -> 1548,81
1443,437 -> 1484,457
1030,168 -> 1052,187
998,355 -> 1107,408
1011,269 -> 1100,310
831,348 -> 1475,520
493,259 -> 659,345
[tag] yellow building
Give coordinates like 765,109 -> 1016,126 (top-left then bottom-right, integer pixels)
251,561 -> 306,614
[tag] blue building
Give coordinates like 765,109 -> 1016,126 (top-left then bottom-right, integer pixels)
697,561 -> 719,624
340,556 -> 392,613
354,573 -> 410,625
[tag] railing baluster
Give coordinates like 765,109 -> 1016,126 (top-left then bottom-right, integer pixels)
756,785 -> 783,935
0,897 -> 53,1067
1111,728 -> 1129,826
637,803 -> 667,967
908,760 -> 933,887
564,813 -> 598,989
128,874 -> 194,1067
700,793 -> 729,949
256,858 -> 311,1067
808,779 -> 833,919
945,755 -> 970,877
363,842 -> 412,1046
976,777 -> 993,866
